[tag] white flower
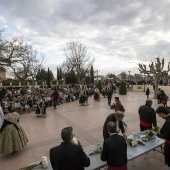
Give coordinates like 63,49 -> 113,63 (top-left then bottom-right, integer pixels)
41,156 -> 48,169
72,137 -> 79,145
131,141 -> 135,147
131,139 -> 137,147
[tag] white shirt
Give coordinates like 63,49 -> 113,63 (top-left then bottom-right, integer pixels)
110,133 -> 117,136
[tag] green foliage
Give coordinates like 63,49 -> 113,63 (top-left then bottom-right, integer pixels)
57,67 -> 62,80
137,81 -> 145,85
52,80 -> 57,84
57,79 -> 64,84
47,67 -> 51,88
96,81 -> 103,93
119,81 -> 127,95
85,76 -> 91,84
37,80 -> 45,85
36,68 -> 54,81
90,65 -> 94,84
65,70 -> 77,84
1,79 -> 20,86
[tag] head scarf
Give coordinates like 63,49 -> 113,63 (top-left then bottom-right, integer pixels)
4,112 -> 19,124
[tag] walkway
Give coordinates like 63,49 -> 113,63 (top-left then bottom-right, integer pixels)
0,91 -> 167,170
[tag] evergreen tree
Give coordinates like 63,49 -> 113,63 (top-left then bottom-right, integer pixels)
57,67 -> 60,80
90,65 -> 94,84
119,81 -> 127,95
36,68 -> 54,81
65,70 -> 77,84
59,67 -> 62,80
47,67 -> 51,88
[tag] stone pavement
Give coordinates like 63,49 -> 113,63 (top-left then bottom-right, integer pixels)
0,91 -> 167,170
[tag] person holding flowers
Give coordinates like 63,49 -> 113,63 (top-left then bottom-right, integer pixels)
156,106 -> 170,169
49,126 -> 90,170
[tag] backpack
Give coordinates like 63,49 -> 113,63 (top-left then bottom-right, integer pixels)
121,105 -> 125,112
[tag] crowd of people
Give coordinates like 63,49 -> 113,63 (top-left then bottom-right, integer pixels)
0,84 -> 170,170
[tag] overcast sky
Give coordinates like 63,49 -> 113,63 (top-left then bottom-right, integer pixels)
1,0 -> 170,77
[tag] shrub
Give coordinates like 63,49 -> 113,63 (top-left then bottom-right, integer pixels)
119,81 -> 127,95
57,79 -> 64,84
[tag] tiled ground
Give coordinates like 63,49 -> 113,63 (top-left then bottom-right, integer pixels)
0,91 -> 168,170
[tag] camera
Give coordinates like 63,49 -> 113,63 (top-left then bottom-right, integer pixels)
110,103 -> 116,110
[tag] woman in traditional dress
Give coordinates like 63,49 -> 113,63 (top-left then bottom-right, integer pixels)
0,106 -> 28,154
36,97 -> 47,118
94,88 -> 100,101
79,89 -> 87,106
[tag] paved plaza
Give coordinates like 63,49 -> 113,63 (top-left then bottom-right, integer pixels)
0,91 -> 168,170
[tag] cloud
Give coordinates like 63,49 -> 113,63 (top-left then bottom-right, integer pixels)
1,0 -> 170,75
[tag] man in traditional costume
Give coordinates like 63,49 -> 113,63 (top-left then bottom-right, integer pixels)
101,121 -> 127,170
156,106 -> 170,169
138,99 -> 157,131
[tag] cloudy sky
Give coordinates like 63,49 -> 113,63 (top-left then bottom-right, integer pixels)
0,0 -> 170,77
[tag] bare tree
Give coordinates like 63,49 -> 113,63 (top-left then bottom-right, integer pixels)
10,45 -> 45,85
63,41 -> 94,83
139,57 -> 170,98
28,47 -> 45,77
0,30 -> 27,67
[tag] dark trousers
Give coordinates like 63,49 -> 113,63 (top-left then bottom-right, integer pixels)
108,97 -> 112,105
53,100 -> 57,108
157,95 -> 161,104
140,124 -> 152,132
103,130 -> 109,140
164,143 -> 170,167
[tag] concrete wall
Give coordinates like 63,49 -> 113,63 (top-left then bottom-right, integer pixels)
132,85 -> 170,95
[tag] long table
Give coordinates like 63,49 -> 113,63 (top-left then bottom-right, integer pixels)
27,137 -> 164,170
84,136 -> 164,170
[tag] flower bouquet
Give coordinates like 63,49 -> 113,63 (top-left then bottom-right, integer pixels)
126,138 -> 138,147
89,144 -> 103,156
126,138 -> 145,147
19,156 -> 48,170
151,126 -> 160,132
72,137 -> 81,146
142,130 -> 156,141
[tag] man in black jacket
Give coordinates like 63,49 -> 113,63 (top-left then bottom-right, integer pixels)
103,111 -> 127,140
49,126 -> 90,170
156,106 -> 170,169
101,121 -> 127,170
138,99 -> 157,131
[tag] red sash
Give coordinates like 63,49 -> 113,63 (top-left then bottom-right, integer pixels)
165,140 -> 170,144
140,120 -> 152,127
108,164 -> 127,170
